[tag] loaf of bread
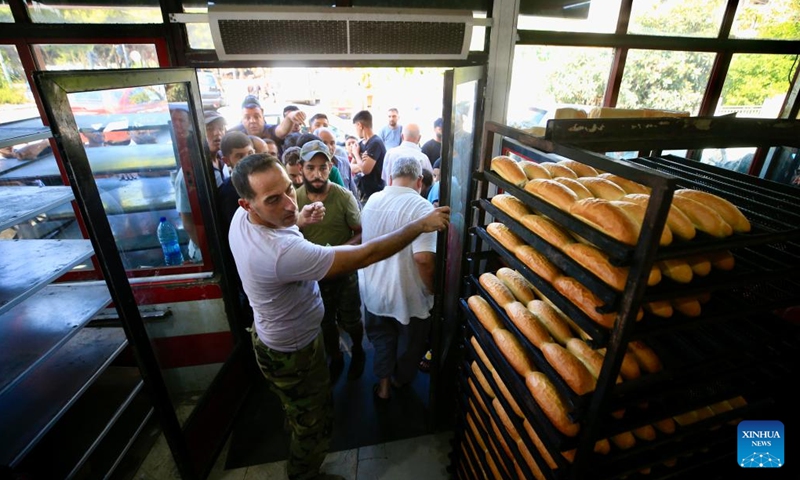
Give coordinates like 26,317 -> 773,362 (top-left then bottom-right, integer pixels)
471,336 -> 494,372
471,361 -> 495,398
556,159 -> 598,178
612,200 -> 672,246
496,267 -> 536,304
708,250 -> 735,270
709,400 -> 734,415
521,419 -> 558,469
479,272 -> 517,308
492,398 -> 520,441
577,177 -> 626,201
554,107 -> 588,120
627,340 -> 663,373
566,339 -> 608,381
505,301 -> 553,347
622,193 -> 696,241
468,378 -> 490,415
524,371 -> 580,437
562,242 -> 628,291
672,296 -> 702,317
519,160 -> 552,180
554,177 -> 594,200
570,198 -> 639,245
599,173 -> 650,195
656,258 -> 693,284
673,409 -> 700,426
488,418 -> 515,472
490,155 -> 527,187
486,222 -> 526,254
589,107 -> 646,119
525,178 -> 580,212
492,328 -> 535,377
598,347 -> 641,380
490,193 -> 531,221
553,276 -> 616,328
633,424 -> 657,441
468,295 -> 504,333
520,214 -> 575,249
541,162 -> 578,179
610,431 -> 637,450
644,300 -> 674,318
674,189 -> 750,233
492,369 -> 524,418
671,195 -> 733,238
515,246 -> 561,283
540,342 -> 596,395
516,440 -> 546,480
654,417 -> 676,434
527,300 -> 574,345
684,255 -> 711,277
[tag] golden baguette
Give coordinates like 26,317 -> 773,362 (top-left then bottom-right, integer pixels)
521,419 -> 558,470
488,418 -> 515,474
674,189 -> 750,233
644,300 -> 674,318
515,246 -> 561,283
524,371 -> 580,437
541,162 -> 578,179
566,338 -> 621,383
657,258 -> 693,284
633,424 -> 657,441
654,417 -> 676,434
554,107 -> 588,120
527,300 -> 574,345
540,342 -> 597,395
554,177 -> 594,200
486,222 -> 526,254
557,159 -> 599,178
491,155 -> 527,187
671,195 -> 733,238
505,301 -> 553,348
627,340 -> 663,373
468,378 -> 490,415
492,329 -> 535,377
577,177 -> 626,200
471,361 -> 495,398
672,296 -> 702,317
598,347 -> 641,380
708,250 -> 735,270
570,198 -> 639,245
610,431 -> 637,450
648,266 -> 662,286
612,200 -> 672,246
553,276 -> 617,328
468,295 -> 504,333
525,178 -> 579,212
599,173 -> 650,195
519,160 -> 551,180
622,193 -> 696,241
684,254 -> 712,277
492,369 -> 524,418
561,438 -> 611,463
492,398 -> 520,442
490,193 -> 531,221
562,242 -> 628,291
520,214 -> 575,249
471,336 -> 494,373
516,440 -> 546,480
496,267 -> 536,304
479,272 -> 517,308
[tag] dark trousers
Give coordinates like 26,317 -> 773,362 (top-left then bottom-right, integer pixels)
319,272 -> 364,359
251,329 -> 332,480
364,311 -> 431,385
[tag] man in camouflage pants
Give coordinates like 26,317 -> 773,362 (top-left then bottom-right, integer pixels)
228,153 -> 450,480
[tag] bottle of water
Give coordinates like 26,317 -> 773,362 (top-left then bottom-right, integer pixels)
157,217 -> 184,266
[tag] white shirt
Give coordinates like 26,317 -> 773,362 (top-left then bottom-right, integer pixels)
359,185 -> 436,324
381,141 -> 434,186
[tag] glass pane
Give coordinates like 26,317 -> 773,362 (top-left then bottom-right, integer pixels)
33,44 -> 159,70
518,0 -> 622,33
507,45 -> 612,129
628,0 -> 727,37
0,1 -> 11,22
765,146 -> 800,186
187,23 -> 214,50
731,0 -> 800,40
716,53 -> 795,118
470,13 -> 486,51
701,147 -> 756,173
0,45 -> 38,123
62,83 -> 208,270
27,1 -> 162,24
617,49 -> 715,115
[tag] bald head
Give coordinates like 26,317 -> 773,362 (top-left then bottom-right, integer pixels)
402,123 -> 421,144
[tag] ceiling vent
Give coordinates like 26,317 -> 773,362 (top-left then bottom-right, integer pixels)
208,5 -> 474,60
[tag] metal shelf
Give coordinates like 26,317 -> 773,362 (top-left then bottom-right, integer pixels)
0,118 -> 51,150
0,186 -> 74,232
0,284 -> 112,397
0,239 -> 94,316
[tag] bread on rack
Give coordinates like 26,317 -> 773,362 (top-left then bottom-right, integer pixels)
520,214 -> 575,249
540,342 -> 597,395
633,424 -> 657,441
490,193 -> 531,221
492,328 -> 535,376
656,258 -> 693,284
611,200 -> 673,246
496,267 -> 536,304
562,242 -> 628,291
491,368 -> 524,419
674,189 -> 750,233
557,159 -> 599,178
627,340 -> 663,374
486,222 -> 526,254
479,272 -> 517,308
471,336 -> 494,372
654,417 -> 676,434
569,198 -> 640,245
684,254 -> 712,277
471,362 -> 495,400
554,177 -> 595,200
540,162 -> 578,179
622,193 -> 696,241
505,301 -> 553,347
527,300 -> 575,345
524,371 -> 580,437
598,347 -> 641,380
577,177 -> 627,201
468,295 -> 504,333
490,155 -> 527,187
519,160 -> 552,180
671,195 -> 733,238
644,300 -> 674,318
610,431 -> 637,450
566,338 -> 623,384
554,107 -> 589,120
553,276 -> 617,328
599,173 -> 651,195
708,250 -> 735,270
525,178 -> 580,212
672,296 -> 702,317
515,245 -> 561,283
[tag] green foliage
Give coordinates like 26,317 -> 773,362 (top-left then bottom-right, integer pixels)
0,86 -> 27,104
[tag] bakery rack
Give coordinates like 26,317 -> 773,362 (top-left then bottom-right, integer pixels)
451,118 -> 800,480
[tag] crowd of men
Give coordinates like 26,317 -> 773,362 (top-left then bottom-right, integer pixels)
169,96 -> 448,480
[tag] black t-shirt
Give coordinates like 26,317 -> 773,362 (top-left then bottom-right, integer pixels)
359,135 -> 387,199
421,139 -> 441,166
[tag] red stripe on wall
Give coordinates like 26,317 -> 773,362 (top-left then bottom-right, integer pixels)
151,331 -> 235,369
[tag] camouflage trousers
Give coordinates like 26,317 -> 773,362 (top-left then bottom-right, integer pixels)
251,328 -> 333,480
319,272 -> 364,359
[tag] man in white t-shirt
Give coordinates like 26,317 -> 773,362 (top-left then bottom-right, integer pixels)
359,156 -> 437,402
227,153 -> 449,480
381,123 -> 433,187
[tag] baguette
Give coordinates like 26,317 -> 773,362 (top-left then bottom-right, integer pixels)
468,378 -> 490,415
612,200 -> 672,246
562,242 -> 628,291
633,424 -> 657,441
505,301 -> 553,348
557,159 -> 599,178
709,400 -> 734,415
654,417 -> 676,434
644,300 -> 673,318
490,155 -> 527,187
527,300 -> 574,345
599,173 -> 650,195
610,431 -> 637,450
496,267 -> 536,304
554,177 -> 594,200
657,258 -> 693,284
566,339 -> 617,383
516,440 -> 546,480
598,347 -> 641,380
522,419 -> 559,470
490,193 -> 531,221
492,398 -> 520,441
648,266 -> 662,286
519,214 -> 575,249
468,295 -> 503,333
471,336 -> 494,373
570,198 -> 639,245
577,177 -> 626,200
492,369 -> 524,418
554,107 -> 588,120
622,193 -> 696,241
471,361 -> 495,398
685,255 -> 712,277
708,250 -> 735,270
479,272 -> 517,308
541,162 -> 578,179
492,328 -> 535,376
562,438 -> 611,462
486,222 -> 526,253
524,371 -> 580,436
519,160 -> 552,180
672,296 -> 702,317
674,189 -> 750,233
553,276 -> 616,328
525,178 -> 579,212
488,418 -> 515,470
540,342 -> 597,394
671,195 -> 733,238
627,340 -> 663,373
515,246 -> 561,283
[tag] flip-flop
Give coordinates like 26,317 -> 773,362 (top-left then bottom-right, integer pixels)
372,383 -> 390,403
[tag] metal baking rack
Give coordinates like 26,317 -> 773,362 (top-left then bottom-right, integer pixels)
457,386 -> 514,480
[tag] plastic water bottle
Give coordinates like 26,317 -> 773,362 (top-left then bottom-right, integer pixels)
157,217 -> 184,266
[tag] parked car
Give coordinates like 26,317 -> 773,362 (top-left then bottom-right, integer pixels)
198,71 -> 225,111
69,86 -> 168,145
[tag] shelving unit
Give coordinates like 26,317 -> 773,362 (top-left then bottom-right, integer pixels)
451,119 -> 800,480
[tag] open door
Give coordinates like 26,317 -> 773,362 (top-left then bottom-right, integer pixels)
430,65 -> 486,427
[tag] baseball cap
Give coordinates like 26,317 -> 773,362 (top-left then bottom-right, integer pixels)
242,95 -> 261,109
300,140 -> 332,162
203,110 -> 225,125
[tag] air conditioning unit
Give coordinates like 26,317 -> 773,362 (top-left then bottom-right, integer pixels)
208,5 -> 474,61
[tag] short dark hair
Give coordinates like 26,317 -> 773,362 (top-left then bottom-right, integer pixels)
263,138 -> 277,147
296,133 -> 322,148
309,113 -> 328,125
434,117 -> 443,129
353,110 -> 372,129
231,153 -> 281,200
283,105 -> 300,116
282,132 -> 302,150
221,131 -> 252,157
282,146 -> 301,166
421,168 -> 433,188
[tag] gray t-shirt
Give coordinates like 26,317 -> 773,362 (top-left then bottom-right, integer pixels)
228,208 -> 335,352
